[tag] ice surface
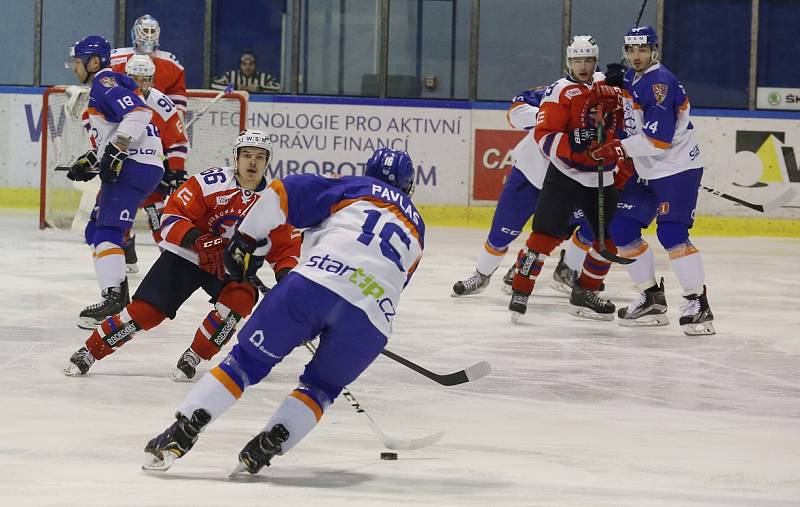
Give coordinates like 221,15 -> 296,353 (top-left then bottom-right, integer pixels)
0,209 -> 798,506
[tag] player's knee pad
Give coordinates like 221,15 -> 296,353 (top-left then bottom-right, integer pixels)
126,299 -> 167,330
297,370 -> 339,407
217,281 -> 258,317
610,216 -> 642,246
656,221 -> 690,250
575,226 -> 594,247
525,232 -> 562,256
92,225 -> 125,248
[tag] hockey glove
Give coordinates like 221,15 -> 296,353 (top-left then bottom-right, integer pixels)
604,63 -> 627,88
590,139 -> 626,163
194,233 -> 226,280
67,149 -> 99,182
586,83 -> 622,112
159,169 -> 189,194
568,127 -> 597,153
99,142 -> 129,183
224,231 -> 267,283
614,157 -> 636,190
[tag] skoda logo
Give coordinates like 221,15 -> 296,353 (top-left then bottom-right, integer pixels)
767,92 -> 781,106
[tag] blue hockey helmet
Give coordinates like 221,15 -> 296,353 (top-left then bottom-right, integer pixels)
70,35 -> 111,68
365,148 -> 415,196
624,25 -> 659,47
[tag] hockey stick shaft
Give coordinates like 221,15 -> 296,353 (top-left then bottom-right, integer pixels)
700,185 -> 796,213
634,0 -> 649,27
249,275 -> 490,386
303,341 -> 444,450
184,84 -> 235,131
595,104 -> 634,265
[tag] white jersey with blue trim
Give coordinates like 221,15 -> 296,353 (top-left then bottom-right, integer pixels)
506,93 -> 547,188
86,68 -> 163,167
236,174 -> 425,337
620,63 -> 703,179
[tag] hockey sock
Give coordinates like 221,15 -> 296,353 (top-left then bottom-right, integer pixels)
143,203 -> 164,244
190,304 -> 242,360
264,385 -> 331,454
618,238 -> 657,290
668,241 -> 705,296
577,241 -> 614,291
564,229 -> 591,271
512,233 -> 561,293
93,241 -> 126,290
85,300 -> 166,359
475,241 -> 507,276
177,371 -> 239,424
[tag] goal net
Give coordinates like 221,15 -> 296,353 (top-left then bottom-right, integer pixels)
39,87 -> 248,230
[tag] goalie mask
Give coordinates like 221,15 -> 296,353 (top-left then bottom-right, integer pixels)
365,147 -> 415,196
132,15 -> 160,54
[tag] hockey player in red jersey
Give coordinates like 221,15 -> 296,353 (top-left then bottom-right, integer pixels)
508,35 -> 625,322
64,130 -> 301,380
118,54 -> 191,272
110,15 -> 187,116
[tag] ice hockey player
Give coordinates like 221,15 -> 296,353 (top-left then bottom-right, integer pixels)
451,87 -> 598,298
111,15 -> 187,116
64,130 -> 301,380
508,35 -> 624,323
118,54 -> 191,273
65,35 -> 164,329
142,147 -> 422,474
606,26 -> 714,335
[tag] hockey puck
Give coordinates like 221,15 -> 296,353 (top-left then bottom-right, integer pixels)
380,452 -> 398,460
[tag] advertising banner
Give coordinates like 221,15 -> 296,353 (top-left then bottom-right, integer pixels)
472,129 -> 526,200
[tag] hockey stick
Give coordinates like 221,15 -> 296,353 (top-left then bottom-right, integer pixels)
700,185 -> 797,213
595,104 -> 635,265
249,275 -> 491,386
184,83 -> 235,131
633,0 -> 649,27
304,341 -> 445,451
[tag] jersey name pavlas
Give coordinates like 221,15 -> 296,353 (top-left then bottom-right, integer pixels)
370,184 -> 421,226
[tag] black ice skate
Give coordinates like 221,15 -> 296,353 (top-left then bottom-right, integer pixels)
569,285 -> 615,321
508,290 -> 529,323
549,249 -> 577,294
618,278 -> 669,327
63,346 -> 96,377
143,409 -> 212,472
77,279 -> 130,330
452,271 -> 491,297
679,286 -> 715,336
123,235 -> 139,274
501,265 -> 514,295
232,424 -> 290,475
169,348 -> 201,382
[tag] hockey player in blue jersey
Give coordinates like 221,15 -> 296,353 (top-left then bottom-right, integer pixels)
451,87 -> 598,297
66,35 -> 165,329
143,148 -> 423,473
596,26 -> 714,335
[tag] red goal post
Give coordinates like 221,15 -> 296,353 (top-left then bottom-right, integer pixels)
39,87 -> 248,230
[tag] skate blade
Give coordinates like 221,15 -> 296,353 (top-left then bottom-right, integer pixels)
568,306 -> 614,321
126,264 -> 139,274
142,450 -> 179,472
76,317 -> 100,330
63,363 -> 85,377
549,281 -> 572,295
682,321 -> 715,336
510,311 -> 524,324
228,462 -> 250,478
618,315 -> 669,327
168,368 -> 193,383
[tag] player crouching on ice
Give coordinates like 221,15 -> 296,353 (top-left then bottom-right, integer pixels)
65,35 -> 165,329
143,148 -> 422,474
64,130 -> 301,380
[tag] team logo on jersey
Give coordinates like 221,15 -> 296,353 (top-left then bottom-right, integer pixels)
240,189 -> 254,204
658,201 -> 670,215
99,76 -> 117,88
652,83 -> 668,105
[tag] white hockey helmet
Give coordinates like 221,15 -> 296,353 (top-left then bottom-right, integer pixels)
132,14 -> 160,54
566,35 -> 599,60
233,129 -> 273,164
125,54 -> 155,77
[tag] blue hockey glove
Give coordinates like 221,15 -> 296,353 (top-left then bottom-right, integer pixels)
99,142 -> 128,183
67,149 -> 99,182
224,231 -> 267,282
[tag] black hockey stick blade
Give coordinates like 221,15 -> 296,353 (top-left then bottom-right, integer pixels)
598,248 -> 636,265
55,166 -> 71,171
380,348 -> 491,386
701,185 -> 797,213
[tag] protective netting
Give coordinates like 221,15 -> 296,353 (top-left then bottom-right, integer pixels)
40,87 -> 247,230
